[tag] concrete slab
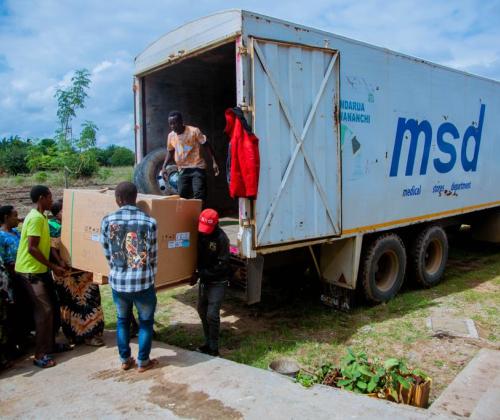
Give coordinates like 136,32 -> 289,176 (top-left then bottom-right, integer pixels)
431,348 -> 500,419
0,332 -> 447,419
427,317 -> 479,339
470,373 -> 500,420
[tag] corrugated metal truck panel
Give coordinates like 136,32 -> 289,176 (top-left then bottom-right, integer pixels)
240,11 -> 500,241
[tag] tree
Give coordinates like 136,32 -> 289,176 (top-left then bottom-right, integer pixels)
26,138 -> 60,172
0,136 -> 31,175
52,69 -> 99,178
109,147 -> 135,166
55,69 -> 91,144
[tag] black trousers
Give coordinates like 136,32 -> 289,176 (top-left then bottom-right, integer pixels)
18,273 -> 57,356
9,275 -> 34,350
178,168 -> 207,202
197,281 -> 226,351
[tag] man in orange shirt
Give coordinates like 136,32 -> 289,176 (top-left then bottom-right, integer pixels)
161,111 -> 219,203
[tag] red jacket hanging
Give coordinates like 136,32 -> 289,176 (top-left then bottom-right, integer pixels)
224,107 -> 260,199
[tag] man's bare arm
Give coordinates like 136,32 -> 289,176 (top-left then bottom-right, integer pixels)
28,236 -> 65,276
203,142 -> 219,176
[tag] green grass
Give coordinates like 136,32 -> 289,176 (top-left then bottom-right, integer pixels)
101,285 -> 206,349
0,166 -> 133,188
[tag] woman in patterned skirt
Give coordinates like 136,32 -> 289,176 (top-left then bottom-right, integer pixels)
49,199 -> 105,346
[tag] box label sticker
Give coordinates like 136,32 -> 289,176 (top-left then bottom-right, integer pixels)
167,238 -> 190,249
176,232 -> 190,241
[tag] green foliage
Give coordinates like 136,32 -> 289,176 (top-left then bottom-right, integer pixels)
296,363 -> 335,388
26,138 -> 60,172
93,145 -> 134,167
51,69 -> 99,178
0,136 -> 31,175
295,372 -> 316,388
109,147 -> 134,166
34,171 -> 48,183
55,69 -> 91,140
337,349 -> 382,394
0,70 -> 135,179
76,121 -> 97,150
97,167 -> 112,182
296,348 -> 429,404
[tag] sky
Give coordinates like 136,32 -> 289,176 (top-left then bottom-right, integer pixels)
0,0 -> 499,150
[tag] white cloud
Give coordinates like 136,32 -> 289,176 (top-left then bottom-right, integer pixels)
92,60 -> 113,75
118,122 -> 132,137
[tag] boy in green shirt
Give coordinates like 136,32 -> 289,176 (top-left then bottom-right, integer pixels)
15,185 -> 67,368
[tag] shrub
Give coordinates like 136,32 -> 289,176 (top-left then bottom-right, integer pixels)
98,167 -> 112,182
297,349 -> 430,405
26,140 -> 60,172
34,171 -> 48,183
109,147 -> 135,167
0,137 -> 30,175
66,150 -> 99,178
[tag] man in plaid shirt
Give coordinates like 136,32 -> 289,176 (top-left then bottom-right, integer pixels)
101,182 -> 158,372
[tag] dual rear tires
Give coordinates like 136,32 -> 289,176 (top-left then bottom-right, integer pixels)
361,225 -> 448,303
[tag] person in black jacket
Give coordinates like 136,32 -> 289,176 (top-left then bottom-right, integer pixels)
191,208 -> 230,356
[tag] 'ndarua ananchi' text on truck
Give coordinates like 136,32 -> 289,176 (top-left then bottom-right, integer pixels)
132,10 -> 500,307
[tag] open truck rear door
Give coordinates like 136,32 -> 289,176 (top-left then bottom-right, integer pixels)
250,38 -> 341,247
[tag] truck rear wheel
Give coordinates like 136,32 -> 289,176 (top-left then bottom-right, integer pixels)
134,148 -> 177,195
361,233 -> 406,303
410,225 -> 448,287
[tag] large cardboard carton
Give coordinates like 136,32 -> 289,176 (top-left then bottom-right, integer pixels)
60,189 -> 202,288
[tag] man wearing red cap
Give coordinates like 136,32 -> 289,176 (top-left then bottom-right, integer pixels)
192,208 -> 231,356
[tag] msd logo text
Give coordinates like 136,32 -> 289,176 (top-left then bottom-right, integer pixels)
389,105 -> 485,177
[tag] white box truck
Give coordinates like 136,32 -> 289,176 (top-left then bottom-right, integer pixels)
132,10 -> 500,307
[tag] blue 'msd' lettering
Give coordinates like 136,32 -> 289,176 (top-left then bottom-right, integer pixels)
389,104 -> 486,177
434,122 -> 459,173
390,119 -> 432,177
461,104 -> 485,172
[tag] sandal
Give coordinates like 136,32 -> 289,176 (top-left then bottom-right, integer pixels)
33,355 -> 56,369
84,337 -> 105,347
51,343 -> 74,353
138,358 -> 159,373
121,357 -> 135,371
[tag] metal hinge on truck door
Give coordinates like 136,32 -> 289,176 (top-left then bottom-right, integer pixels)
237,45 -> 248,56
238,102 -> 253,113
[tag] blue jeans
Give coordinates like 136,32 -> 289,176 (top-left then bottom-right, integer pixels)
111,286 -> 157,367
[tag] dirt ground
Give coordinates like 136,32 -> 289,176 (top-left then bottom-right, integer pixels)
0,186 -> 60,216
0,184 -> 112,217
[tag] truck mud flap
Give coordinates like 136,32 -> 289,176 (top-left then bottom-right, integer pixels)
321,284 -> 355,312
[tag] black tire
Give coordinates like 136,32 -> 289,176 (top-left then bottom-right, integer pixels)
361,233 -> 407,303
133,148 -> 177,195
410,225 -> 448,287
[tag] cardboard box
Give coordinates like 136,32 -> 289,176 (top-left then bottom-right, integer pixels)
60,189 -> 202,289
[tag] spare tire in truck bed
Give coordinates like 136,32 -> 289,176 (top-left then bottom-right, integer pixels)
133,148 -> 177,195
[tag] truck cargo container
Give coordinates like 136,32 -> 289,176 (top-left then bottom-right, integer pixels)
133,10 -> 500,306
